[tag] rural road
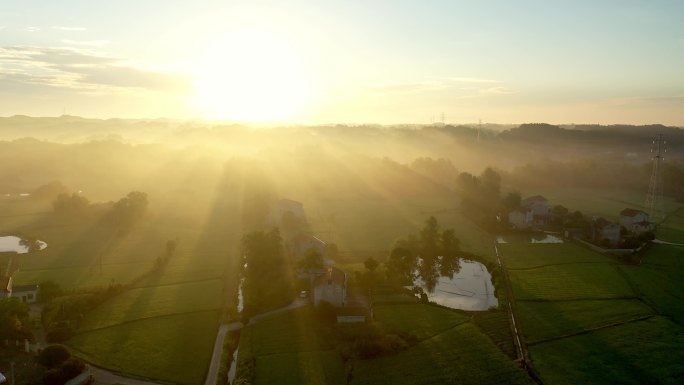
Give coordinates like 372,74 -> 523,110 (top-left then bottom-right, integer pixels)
653,239 -> 684,246
203,297 -> 308,385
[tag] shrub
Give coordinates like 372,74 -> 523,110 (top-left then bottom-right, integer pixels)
38,344 -> 71,368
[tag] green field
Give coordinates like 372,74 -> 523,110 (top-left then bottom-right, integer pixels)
530,316 -> 684,385
237,307 -> 340,385
500,242 -> 608,270
518,299 -> 654,343
619,244 -> 684,320
373,303 -> 470,340
79,279 -> 223,331
237,301 -> 527,385
527,187 -> 682,221
501,207 -> 684,384
657,209 -> 684,243
509,263 -> 634,301
351,323 -> 530,385
306,195 -> 495,261
70,310 -> 221,385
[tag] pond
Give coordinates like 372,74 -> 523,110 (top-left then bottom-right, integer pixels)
0,236 -> 47,254
497,234 -> 564,244
414,259 -> 498,311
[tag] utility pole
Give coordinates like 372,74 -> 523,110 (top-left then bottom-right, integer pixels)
645,134 -> 666,220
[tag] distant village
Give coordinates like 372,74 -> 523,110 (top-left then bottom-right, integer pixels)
506,195 -> 655,250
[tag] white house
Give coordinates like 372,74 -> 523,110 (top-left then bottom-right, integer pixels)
508,195 -> 551,229
11,284 -> 38,304
313,267 -> 346,307
591,217 -> 621,246
508,209 -> 533,229
619,208 -> 654,233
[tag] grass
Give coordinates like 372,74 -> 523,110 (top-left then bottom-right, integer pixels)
239,308 -> 335,357
69,310 -> 220,385
373,303 -> 470,340
306,195 -> 495,260
473,310 -> 517,358
656,209 -> 684,243
255,350 -> 345,385
78,279 -> 223,331
517,299 -> 654,343
527,187 -> 682,221
500,242 -> 608,270
350,323 -> 531,385
237,308 -> 341,385
529,316 -> 684,385
509,263 -> 635,301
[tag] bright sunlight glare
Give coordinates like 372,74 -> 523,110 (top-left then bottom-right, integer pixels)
192,29 -> 313,122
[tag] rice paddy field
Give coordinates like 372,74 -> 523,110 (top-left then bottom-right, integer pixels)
237,303 -> 530,385
500,206 -> 684,384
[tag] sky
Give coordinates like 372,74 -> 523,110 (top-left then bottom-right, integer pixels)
1,0 -> 683,125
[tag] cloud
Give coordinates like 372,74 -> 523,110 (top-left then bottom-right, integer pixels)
0,46 -> 190,93
368,81 -> 447,93
61,39 -> 110,47
479,86 -> 516,95
442,77 -> 501,84
53,26 -> 87,31
24,27 -> 41,32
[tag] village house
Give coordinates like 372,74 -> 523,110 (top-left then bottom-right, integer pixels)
291,233 -> 327,259
619,208 -> 654,234
267,198 -> 307,226
313,267 -> 346,307
591,217 -> 621,246
11,284 -> 38,304
508,195 -> 551,229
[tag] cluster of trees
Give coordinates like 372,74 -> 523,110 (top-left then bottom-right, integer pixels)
338,323 -> 417,360
38,344 -> 86,385
241,228 -> 294,317
387,217 -> 461,292
51,190 -> 148,230
456,168 -> 505,228
0,299 -> 32,342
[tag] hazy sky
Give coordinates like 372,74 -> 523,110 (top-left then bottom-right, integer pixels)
1,0 -> 683,125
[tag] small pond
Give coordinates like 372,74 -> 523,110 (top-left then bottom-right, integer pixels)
0,236 -> 47,254
414,259 -> 498,311
497,234 -> 564,244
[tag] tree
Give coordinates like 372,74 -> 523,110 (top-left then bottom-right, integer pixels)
31,180 -> 69,201
298,248 -> 324,273
242,228 -> 294,316
38,280 -> 63,303
52,193 -> 90,219
502,192 -> 522,210
110,191 -> 148,230
38,344 -> 71,368
0,299 -> 32,341
386,247 -> 416,286
364,257 -> 379,273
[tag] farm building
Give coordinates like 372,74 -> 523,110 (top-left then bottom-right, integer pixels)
591,217 -> 621,246
508,195 -> 551,229
619,208 -> 654,233
313,267 -> 346,307
11,284 -> 38,303
291,233 -> 327,258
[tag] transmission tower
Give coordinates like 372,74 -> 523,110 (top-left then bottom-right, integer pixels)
645,134 -> 666,220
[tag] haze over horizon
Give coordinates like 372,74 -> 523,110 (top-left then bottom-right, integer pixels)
1,0 -> 683,125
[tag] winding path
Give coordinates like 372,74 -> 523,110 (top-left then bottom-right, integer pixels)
203,297 -> 308,385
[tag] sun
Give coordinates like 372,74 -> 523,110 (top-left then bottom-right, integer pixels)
192,29 -> 312,122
